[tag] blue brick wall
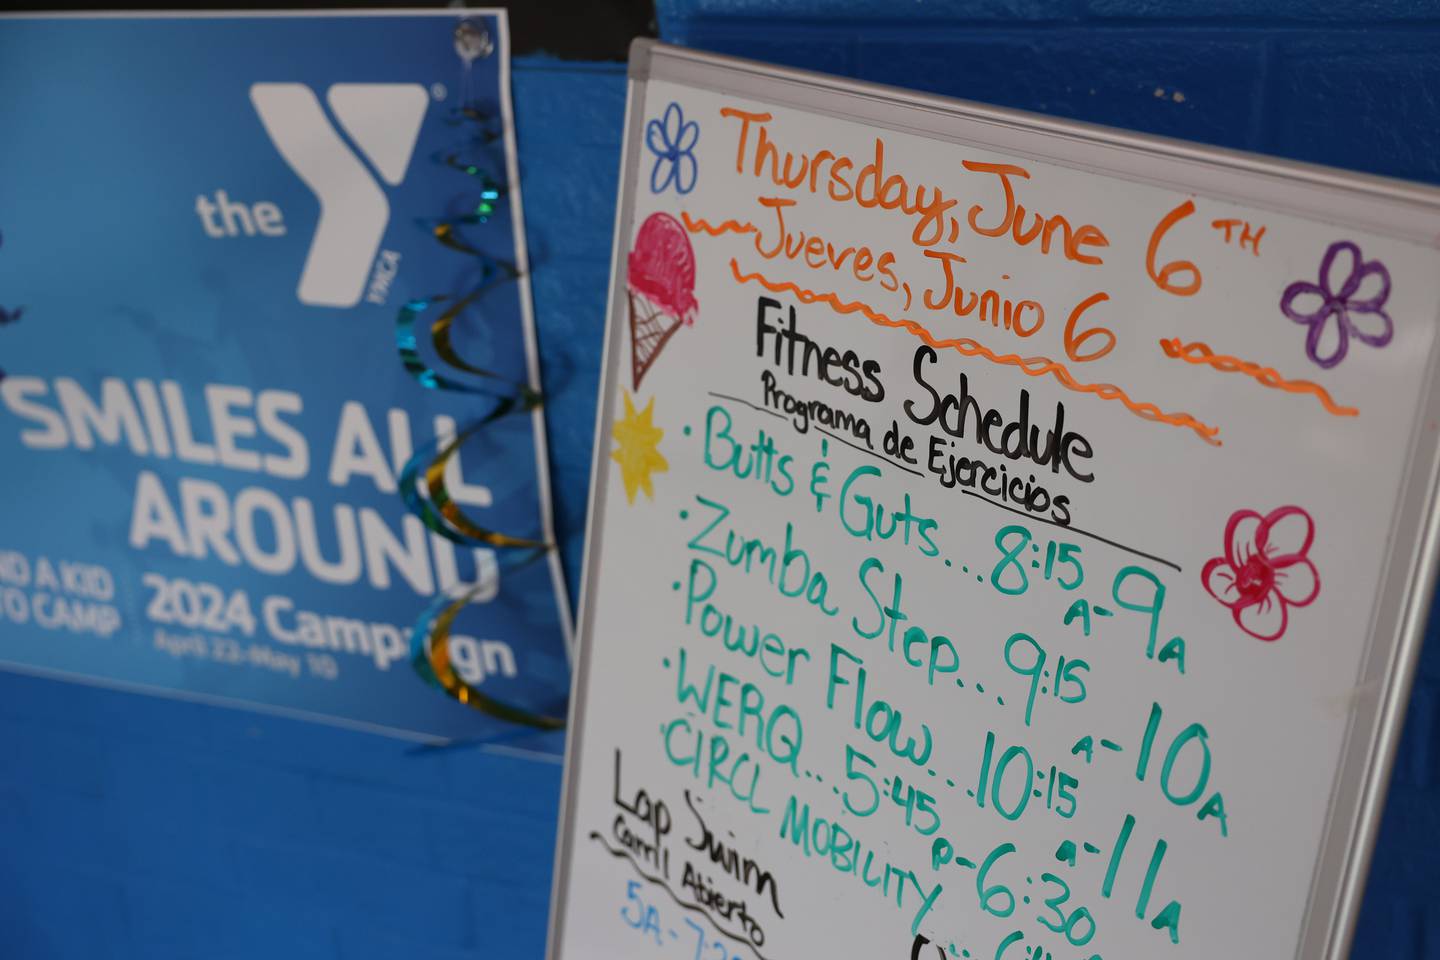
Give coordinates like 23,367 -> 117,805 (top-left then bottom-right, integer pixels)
659,0 -> 1440,184
521,57 -> 629,595
3,6 -> 1439,957
0,665 -> 571,960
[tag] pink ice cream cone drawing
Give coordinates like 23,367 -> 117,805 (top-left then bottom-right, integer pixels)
627,212 -> 698,390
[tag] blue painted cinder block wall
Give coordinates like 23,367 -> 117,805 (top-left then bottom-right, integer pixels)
3,4 -> 1440,956
657,0 -> 1440,184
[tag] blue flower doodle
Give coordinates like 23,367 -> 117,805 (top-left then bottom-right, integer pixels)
646,102 -> 699,196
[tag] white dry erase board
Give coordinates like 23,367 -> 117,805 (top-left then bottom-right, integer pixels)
549,41 -> 1440,960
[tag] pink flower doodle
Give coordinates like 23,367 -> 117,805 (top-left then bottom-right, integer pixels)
1201,506 -> 1320,642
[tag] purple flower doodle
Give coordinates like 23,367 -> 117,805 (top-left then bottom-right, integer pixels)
1280,240 -> 1392,369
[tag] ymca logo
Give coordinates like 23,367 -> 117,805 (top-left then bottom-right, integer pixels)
194,83 -> 427,309
252,83 -> 427,308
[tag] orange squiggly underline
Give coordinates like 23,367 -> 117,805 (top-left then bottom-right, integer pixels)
726,259 -> 1222,446
1158,338 -> 1359,417
681,212 -> 756,237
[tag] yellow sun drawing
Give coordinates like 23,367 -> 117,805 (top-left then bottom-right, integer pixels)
611,389 -> 668,504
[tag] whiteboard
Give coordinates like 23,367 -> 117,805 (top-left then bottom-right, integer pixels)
549,41 -> 1440,960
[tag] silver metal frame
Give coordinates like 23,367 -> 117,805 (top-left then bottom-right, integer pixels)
548,39 -> 1440,960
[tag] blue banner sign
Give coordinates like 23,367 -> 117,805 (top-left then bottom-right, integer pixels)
0,11 -> 572,742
